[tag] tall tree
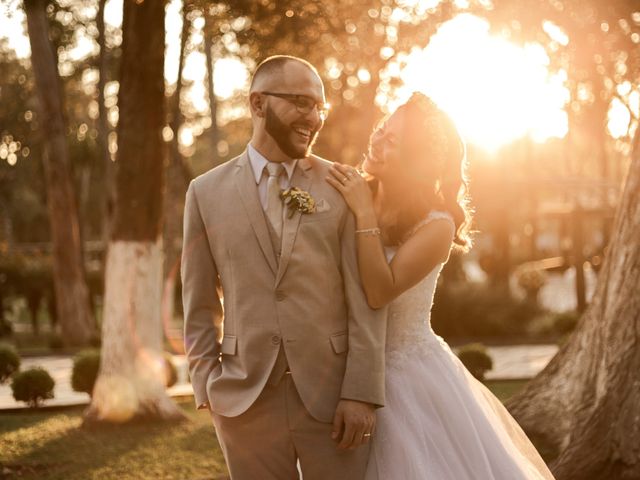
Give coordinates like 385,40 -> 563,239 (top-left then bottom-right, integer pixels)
470,1 -> 640,477
84,0 -> 183,423
96,0 -> 116,243
196,0 -> 457,165
510,131 -> 640,479
23,0 -> 94,346
163,0 -> 193,338
203,7 -> 220,153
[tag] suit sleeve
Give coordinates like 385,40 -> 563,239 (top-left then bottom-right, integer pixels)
181,180 -> 223,410
339,209 -> 387,407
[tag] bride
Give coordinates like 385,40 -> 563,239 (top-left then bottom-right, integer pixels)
326,92 -> 555,480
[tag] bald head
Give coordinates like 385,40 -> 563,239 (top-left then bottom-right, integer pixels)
250,55 -> 322,94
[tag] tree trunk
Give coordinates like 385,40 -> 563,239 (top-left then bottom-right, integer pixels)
162,0 -> 191,349
24,0 -> 94,347
96,0 -> 116,245
507,130 -> 640,479
204,12 -> 220,155
84,0 -> 184,424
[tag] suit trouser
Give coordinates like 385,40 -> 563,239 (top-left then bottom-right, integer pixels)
210,372 -> 370,480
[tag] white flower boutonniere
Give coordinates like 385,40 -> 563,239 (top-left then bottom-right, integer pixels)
281,187 -> 316,218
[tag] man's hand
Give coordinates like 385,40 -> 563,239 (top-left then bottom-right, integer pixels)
331,399 -> 376,450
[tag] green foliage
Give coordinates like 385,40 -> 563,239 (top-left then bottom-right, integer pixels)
0,341 -> 20,383
431,282 -> 542,340
71,349 -> 177,394
527,310 -> 581,340
457,343 -> 493,381
71,348 -> 101,396
10,366 -> 55,408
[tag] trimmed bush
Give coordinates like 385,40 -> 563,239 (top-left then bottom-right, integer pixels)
552,311 -> 580,335
71,349 -> 101,396
0,342 -> 20,383
515,266 -> 548,301
11,367 -> 55,408
457,343 -> 493,381
164,352 -> 177,388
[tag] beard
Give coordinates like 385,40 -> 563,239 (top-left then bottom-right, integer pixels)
265,104 -> 320,159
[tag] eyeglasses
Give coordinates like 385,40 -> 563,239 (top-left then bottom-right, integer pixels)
261,92 -> 330,120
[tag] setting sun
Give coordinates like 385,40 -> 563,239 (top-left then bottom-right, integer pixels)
385,14 -> 571,151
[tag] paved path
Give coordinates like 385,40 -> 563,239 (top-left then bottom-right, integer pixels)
0,345 -> 558,410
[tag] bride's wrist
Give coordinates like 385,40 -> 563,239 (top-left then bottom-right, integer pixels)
356,210 -> 378,229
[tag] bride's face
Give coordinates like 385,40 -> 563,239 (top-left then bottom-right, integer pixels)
362,110 -> 423,183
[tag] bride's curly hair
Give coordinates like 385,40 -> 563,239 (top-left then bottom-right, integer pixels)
367,92 -> 473,250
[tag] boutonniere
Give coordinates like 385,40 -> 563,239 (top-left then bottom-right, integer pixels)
280,187 -> 316,218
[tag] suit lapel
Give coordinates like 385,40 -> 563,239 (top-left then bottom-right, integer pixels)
275,157 -> 313,287
233,151 -> 278,275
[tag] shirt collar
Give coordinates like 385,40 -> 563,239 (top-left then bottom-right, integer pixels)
248,143 -> 298,185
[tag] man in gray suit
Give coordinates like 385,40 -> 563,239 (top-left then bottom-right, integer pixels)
181,55 -> 387,479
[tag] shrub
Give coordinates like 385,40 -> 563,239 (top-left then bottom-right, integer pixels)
48,332 -> 64,350
552,311 -> 580,335
431,282 -> 542,340
11,367 -> 55,408
71,349 -> 101,396
457,343 -> 493,381
0,342 -> 20,383
164,352 -> 177,388
0,316 -> 12,337
516,267 -> 548,296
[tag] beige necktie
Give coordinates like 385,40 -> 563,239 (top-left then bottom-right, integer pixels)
265,162 -> 285,240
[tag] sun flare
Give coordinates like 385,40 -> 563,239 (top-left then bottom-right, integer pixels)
386,14 -> 571,151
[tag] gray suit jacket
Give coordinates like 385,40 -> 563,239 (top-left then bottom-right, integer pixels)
181,149 -> 387,422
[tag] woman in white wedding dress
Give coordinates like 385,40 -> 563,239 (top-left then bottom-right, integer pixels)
326,92 -> 555,480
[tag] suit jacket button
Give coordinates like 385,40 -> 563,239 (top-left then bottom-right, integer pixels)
271,335 -> 281,345
275,290 -> 286,301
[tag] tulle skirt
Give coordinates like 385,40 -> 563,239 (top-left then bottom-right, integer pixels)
365,336 -> 555,480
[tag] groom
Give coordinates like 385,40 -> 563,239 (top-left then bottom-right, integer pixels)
181,55 -> 387,479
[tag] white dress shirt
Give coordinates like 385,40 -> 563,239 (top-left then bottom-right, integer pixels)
247,143 -> 298,211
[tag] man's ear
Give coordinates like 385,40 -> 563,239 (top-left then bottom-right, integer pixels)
249,92 -> 265,118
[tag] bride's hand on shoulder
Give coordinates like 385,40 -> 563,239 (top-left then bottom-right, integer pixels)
326,162 -> 374,218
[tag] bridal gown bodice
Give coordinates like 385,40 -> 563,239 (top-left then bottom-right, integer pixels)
382,211 -> 450,366
383,250 -> 445,362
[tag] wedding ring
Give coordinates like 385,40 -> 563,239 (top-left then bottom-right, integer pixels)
340,176 -> 347,184
363,433 -> 372,437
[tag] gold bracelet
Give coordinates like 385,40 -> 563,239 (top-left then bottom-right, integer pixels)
355,227 -> 381,236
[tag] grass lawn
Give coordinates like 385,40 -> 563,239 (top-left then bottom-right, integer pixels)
484,378 -> 527,402
0,380 -> 535,479
0,397 -> 227,480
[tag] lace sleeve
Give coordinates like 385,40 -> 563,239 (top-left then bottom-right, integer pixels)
402,210 -> 456,243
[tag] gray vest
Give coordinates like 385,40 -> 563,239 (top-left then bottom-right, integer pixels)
261,207 -> 290,385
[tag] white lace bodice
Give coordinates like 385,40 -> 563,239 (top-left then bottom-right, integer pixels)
383,210 -> 455,365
